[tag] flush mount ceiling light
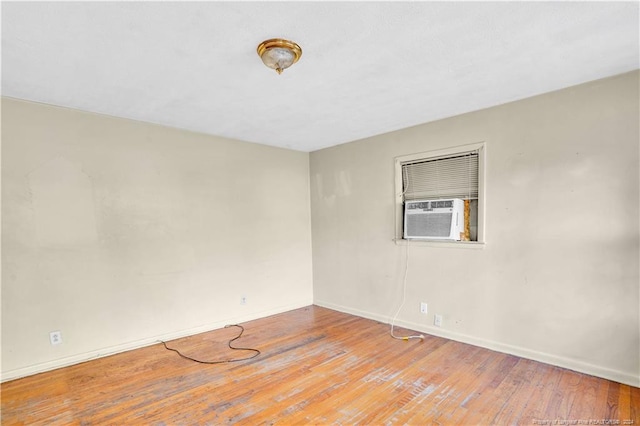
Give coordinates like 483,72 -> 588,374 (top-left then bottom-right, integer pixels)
257,38 -> 302,74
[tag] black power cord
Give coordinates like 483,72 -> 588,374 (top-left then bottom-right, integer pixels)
160,324 -> 260,364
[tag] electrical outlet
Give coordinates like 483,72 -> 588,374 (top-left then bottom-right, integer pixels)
420,302 -> 428,314
49,331 -> 62,345
240,296 -> 247,305
434,314 -> 443,327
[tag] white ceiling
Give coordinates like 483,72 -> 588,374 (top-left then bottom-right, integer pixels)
2,2 -> 639,152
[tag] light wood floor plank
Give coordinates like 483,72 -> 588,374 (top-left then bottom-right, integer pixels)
2,306 -> 638,425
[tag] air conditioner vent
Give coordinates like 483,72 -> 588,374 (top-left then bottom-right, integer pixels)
403,198 -> 464,240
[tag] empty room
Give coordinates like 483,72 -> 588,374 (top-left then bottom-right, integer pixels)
1,1 -> 639,424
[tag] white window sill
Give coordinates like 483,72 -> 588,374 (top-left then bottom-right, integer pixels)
393,239 -> 486,249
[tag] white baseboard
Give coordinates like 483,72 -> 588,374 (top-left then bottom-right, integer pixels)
314,300 -> 640,388
1,299 -> 313,383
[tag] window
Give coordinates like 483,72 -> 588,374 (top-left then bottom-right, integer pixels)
394,142 -> 485,244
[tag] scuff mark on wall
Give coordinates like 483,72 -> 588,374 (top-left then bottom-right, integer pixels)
313,170 -> 352,206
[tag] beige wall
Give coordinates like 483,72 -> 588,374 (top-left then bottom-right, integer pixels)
1,98 -> 313,380
310,71 -> 640,386
2,71 -> 638,386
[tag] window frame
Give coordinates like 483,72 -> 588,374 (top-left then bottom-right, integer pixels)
393,142 -> 486,247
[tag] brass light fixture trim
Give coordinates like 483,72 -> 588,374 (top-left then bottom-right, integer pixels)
257,38 -> 302,74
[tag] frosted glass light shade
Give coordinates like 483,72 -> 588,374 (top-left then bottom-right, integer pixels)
261,48 -> 295,72
257,39 -> 302,74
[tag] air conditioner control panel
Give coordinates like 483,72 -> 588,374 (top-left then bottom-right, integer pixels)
407,200 -> 454,210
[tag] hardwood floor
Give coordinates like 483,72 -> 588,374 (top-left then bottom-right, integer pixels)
2,306 -> 638,425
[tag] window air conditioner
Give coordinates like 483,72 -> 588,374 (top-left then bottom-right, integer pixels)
403,198 -> 464,240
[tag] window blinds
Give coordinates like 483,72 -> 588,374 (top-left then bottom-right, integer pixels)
402,151 -> 479,201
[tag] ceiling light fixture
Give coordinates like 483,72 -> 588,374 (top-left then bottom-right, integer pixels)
257,38 -> 302,75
